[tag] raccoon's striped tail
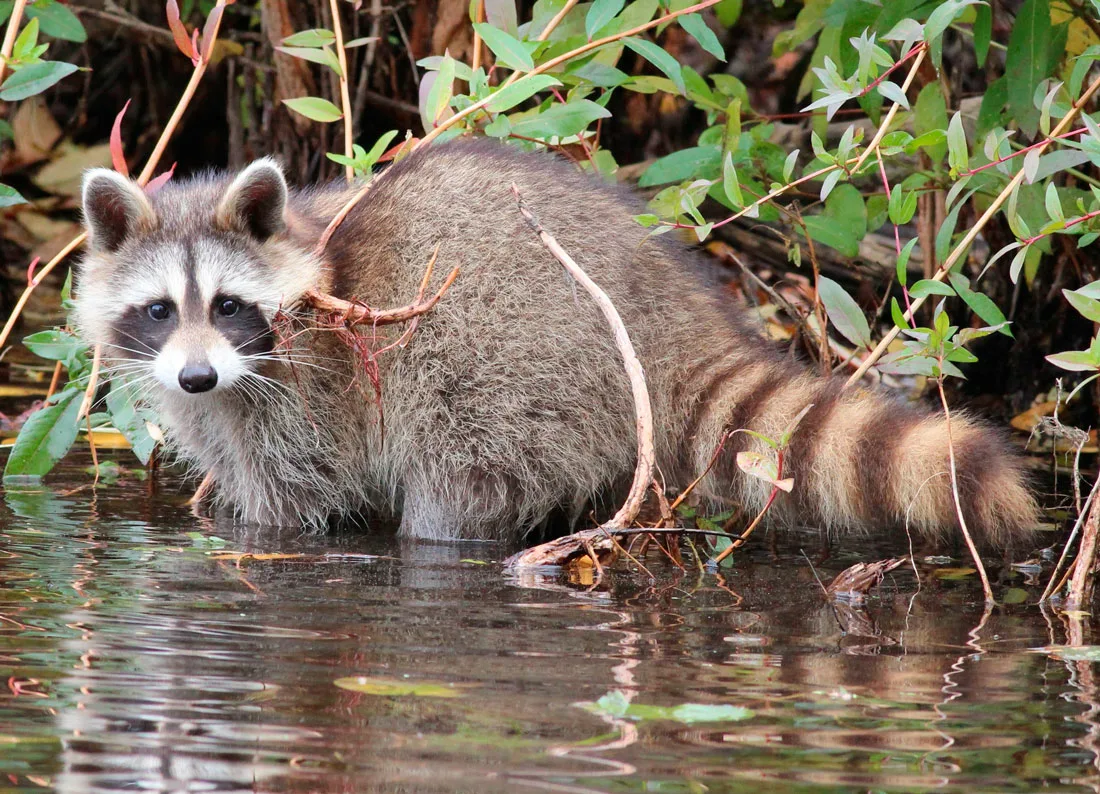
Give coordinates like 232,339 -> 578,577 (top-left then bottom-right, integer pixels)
689,359 -> 1038,547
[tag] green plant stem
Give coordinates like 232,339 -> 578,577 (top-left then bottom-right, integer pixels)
845,67 -> 1100,388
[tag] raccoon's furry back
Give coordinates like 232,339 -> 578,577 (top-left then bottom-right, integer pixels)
76,140 -> 1039,546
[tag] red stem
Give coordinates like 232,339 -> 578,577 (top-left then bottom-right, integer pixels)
961,126 -> 1088,177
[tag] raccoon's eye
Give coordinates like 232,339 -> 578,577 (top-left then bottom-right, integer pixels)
217,298 -> 240,317
146,302 -> 171,321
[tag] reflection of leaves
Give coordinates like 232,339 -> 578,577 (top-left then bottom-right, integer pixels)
584,690 -> 753,723
2,482 -> 79,527
334,676 -> 467,698
1035,645 -> 1100,661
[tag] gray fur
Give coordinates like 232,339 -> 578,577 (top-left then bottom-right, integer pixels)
74,141 -> 1038,544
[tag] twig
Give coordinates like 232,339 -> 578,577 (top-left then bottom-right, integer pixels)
710,449 -> 785,565
1066,497 -> 1100,610
511,183 -> 655,531
1043,472 -> 1100,600
846,68 -> 1100,387
76,343 -> 102,421
936,372 -> 993,604
303,248 -> 458,327
187,471 -> 216,506
850,44 -> 927,174
535,0 -> 579,42
314,183 -> 371,257
470,0 -> 484,73
328,0 -> 354,181
0,0 -> 28,83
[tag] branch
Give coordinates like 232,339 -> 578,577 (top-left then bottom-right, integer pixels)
509,183 -> 656,550
303,245 -> 460,327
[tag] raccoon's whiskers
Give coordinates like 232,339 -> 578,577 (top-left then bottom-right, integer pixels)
111,329 -> 159,357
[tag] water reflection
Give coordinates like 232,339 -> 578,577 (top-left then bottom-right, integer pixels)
0,465 -> 1097,792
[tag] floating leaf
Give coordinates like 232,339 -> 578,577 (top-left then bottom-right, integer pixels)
333,676 -> 467,698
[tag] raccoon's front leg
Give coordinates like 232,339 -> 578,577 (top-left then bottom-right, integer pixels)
397,469 -> 530,541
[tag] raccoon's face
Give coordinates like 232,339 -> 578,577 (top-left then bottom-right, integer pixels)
74,160 -> 319,398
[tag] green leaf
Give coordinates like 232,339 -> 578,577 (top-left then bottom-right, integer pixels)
509,98 -> 611,139
276,45 -> 342,76
282,28 -> 336,47
1045,180 -> 1065,224
1005,0 -> 1051,137
12,16 -> 38,59
735,450 -> 792,492
924,0 -> 985,45
473,23 -> 534,71
1046,350 -> 1100,372
721,152 -> 742,207
26,0 -> 86,42
585,0 -> 625,40
422,54 -> 455,127
818,276 -> 871,348
896,237 -> 918,286
948,272 -> 1012,335
105,381 -> 158,465
804,183 -> 866,257
484,74 -> 561,112
22,329 -> 83,361
909,279 -> 956,299
638,145 -> 721,187
877,80 -> 908,108
715,0 -> 742,27
0,183 -> 26,207
361,129 -> 399,169
679,13 -> 725,61
624,37 -> 686,94
0,60 -> 78,101
282,96 -> 342,122
973,3 -> 991,66
914,83 -> 948,163
1064,288 -> 1100,323
3,388 -> 82,479
946,111 -> 968,173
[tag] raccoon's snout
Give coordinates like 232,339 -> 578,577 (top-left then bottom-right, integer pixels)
179,363 -> 218,393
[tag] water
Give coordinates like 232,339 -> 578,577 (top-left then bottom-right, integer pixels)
0,457 -> 1097,793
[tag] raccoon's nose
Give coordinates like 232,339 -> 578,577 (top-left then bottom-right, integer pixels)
179,364 -> 218,393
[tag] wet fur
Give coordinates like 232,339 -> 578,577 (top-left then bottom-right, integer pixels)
75,140 -> 1039,544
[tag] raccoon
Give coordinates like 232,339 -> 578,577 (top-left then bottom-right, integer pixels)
74,140 -> 1038,545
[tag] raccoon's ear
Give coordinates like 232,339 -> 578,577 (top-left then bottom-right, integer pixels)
82,169 -> 155,253
217,158 -> 287,241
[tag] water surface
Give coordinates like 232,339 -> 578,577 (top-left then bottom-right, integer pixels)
0,457 -> 1097,793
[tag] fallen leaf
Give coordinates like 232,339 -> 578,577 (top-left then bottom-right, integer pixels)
32,143 -> 113,196
11,97 -> 61,167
